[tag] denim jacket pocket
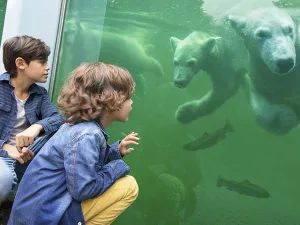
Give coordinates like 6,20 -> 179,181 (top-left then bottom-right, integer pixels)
0,102 -> 11,113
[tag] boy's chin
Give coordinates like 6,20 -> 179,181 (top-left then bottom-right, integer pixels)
36,78 -> 47,83
119,117 -> 129,122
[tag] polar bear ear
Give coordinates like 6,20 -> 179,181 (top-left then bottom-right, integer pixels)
227,15 -> 246,35
204,37 -> 216,52
170,37 -> 181,49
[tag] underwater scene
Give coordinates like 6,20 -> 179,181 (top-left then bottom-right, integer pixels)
52,0 -> 300,224
0,0 -> 7,44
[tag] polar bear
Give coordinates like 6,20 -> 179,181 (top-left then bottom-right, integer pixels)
0,159 -> 12,202
170,31 -> 246,123
228,7 -> 300,135
61,19 -> 164,95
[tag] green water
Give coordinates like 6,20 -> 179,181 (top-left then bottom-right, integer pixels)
52,0 -> 300,224
0,0 -> 7,44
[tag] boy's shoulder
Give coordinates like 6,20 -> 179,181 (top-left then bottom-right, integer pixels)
30,83 -> 47,95
0,72 -> 10,82
63,121 -> 107,140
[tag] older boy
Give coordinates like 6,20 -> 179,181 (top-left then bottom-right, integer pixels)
0,35 -> 64,192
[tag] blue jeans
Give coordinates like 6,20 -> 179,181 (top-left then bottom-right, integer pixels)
0,133 -> 55,191
0,158 -> 12,201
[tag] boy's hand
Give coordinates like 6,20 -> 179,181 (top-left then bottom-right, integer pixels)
118,132 -> 139,156
3,144 -> 34,164
15,124 -> 43,152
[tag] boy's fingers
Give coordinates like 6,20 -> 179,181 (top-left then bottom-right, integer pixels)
123,148 -> 134,155
29,149 -> 35,157
23,137 -> 30,147
126,136 -> 139,141
22,148 -> 34,160
16,156 -> 25,164
123,140 -> 139,146
16,146 -> 22,153
17,137 -> 25,149
127,148 -> 134,153
28,137 -> 34,145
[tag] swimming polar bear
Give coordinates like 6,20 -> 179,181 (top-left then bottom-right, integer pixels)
228,7 -> 300,135
60,19 -> 164,96
170,31 -> 246,123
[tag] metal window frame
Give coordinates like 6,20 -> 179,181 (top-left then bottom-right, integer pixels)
48,0 -> 68,98
0,0 -> 68,93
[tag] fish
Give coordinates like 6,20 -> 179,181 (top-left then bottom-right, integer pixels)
182,120 -> 234,151
217,175 -> 270,198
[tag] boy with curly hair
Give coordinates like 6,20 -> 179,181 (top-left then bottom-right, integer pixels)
8,62 -> 139,225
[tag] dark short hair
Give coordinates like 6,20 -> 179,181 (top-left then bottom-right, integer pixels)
58,62 -> 136,125
2,35 -> 50,77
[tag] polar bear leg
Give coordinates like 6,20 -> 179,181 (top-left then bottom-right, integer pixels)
133,74 -> 146,96
175,69 -> 243,124
249,89 -> 297,135
175,89 -> 231,123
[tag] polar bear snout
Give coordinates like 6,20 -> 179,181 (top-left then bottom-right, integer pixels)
275,58 -> 295,74
174,79 -> 188,88
261,37 -> 296,75
173,65 -> 195,88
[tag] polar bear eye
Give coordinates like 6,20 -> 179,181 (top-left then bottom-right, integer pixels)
256,29 -> 272,39
284,26 -> 293,36
186,59 -> 197,67
173,59 -> 179,65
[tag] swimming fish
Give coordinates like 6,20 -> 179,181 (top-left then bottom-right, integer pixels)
183,120 -> 234,151
217,175 -> 270,198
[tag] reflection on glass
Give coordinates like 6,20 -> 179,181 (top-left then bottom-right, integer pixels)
52,0 -> 300,224
0,0 -> 7,43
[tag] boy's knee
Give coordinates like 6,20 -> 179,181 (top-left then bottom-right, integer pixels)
0,159 -> 13,202
121,175 -> 139,201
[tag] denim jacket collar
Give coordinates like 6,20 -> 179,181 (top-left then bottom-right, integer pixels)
0,72 -> 43,95
93,120 -> 110,141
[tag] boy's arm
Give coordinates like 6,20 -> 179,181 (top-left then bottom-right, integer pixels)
64,133 -> 130,202
35,88 -> 64,134
108,141 -> 123,161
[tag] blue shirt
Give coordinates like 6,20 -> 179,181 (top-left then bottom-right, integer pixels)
0,72 -> 64,157
8,121 -> 130,225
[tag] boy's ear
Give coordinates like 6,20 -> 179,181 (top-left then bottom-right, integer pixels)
15,57 -> 27,70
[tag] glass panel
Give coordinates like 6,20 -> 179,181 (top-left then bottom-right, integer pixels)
0,0 -> 7,43
52,0 -> 300,224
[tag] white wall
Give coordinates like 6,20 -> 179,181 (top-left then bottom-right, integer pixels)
0,0 -> 63,90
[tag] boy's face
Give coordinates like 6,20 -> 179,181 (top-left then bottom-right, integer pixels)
113,99 -> 133,122
16,58 -> 50,83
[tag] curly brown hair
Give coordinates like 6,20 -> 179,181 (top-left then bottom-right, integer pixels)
57,62 -> 135,124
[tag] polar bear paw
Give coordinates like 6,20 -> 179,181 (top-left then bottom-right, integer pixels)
175,102 -> 199,124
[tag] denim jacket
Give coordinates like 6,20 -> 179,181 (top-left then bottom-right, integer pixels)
0,72 -> 64,157
8,120 -> 130,225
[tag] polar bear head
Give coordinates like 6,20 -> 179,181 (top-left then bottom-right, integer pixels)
170,32 -> 218,88
227,8 -> 297,75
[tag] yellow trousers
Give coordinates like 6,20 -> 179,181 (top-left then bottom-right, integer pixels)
81,175 -> 139,225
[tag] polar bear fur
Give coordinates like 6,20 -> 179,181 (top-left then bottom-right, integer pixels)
228,7 -> 300,135
170,31 -> 246,123
61,19 -> 164,95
